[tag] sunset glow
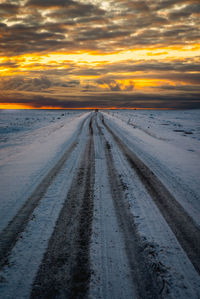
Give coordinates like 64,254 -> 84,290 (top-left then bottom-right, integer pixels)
1,44 -> 200,75
0,103 -> 35,110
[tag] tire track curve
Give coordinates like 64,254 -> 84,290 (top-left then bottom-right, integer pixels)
0,116 -> 89,269
95,117 -> 163,298
101,114 -> 200,276
31,117 -> 95,298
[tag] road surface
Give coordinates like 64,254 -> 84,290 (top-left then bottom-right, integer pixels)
0,112 -> 200,298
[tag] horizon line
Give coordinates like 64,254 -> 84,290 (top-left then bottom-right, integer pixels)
0,104 -> 179,110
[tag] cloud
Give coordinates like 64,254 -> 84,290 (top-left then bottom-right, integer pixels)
0,61 -> 19,68
0,76 -> 80,91
0,0 -> 199,55
0,77 -> 52,91
0,3 -> 19,17
155,84 -> 200,92
1,92 -> 199,109
75,27 -> 130,42
0,0 -> 199,108
107,59 -> 200,74
97,79 -> 135,91
26,0 -> 71,7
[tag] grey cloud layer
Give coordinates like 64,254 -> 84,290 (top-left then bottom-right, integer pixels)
0,0 -> 199,55
0,76 -> 80,91
1,92 -> 199,109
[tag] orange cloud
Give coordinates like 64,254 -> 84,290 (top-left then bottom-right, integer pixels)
0,44 -> 199,77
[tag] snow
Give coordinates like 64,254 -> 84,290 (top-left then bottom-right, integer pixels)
0,116 -> 91,298
99,114 -> 200,297
0,110 -> 89,231
102,109 -> 200,226
104,109 -> 200,155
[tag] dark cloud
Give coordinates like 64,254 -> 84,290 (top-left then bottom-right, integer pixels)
156,84 -> 200,92
107,60 -> 200,74
168,3 -> 200,22
0,0 -> 199,55
0,22 -> 68,55
0,77 -> 52,91
0,3 -> 19,17
45,3 -> 104,18
0,76 -> 80,91
154,0 -> 199,10
1,92 -> 199,109
0,61 -> 19,68
75,27 -> 130,42
26,0 -> 73,8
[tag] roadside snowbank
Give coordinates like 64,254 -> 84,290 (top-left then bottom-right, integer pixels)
102,110 -> 200,225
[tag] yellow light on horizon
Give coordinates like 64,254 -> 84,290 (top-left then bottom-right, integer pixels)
0,103 -> 34,109
0,44 -> 199,77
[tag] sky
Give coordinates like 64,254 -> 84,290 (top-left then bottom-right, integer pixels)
0,0 -> 200,109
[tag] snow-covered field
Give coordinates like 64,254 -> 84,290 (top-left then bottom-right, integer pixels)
0,109 -> 200,298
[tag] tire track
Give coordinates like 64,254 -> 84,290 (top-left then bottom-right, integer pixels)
31,117 -> 95,298
95,117 -> 162,298
0,116 -> 89,269
101,114 -> 200,276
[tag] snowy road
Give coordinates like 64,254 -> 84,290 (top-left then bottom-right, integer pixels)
0,111 -> 200,298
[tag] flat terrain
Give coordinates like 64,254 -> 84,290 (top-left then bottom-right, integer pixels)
0,109 -> 200,298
